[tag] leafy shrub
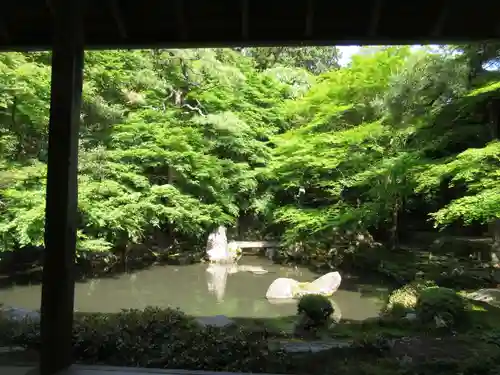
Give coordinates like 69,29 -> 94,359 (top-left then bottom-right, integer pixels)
0,307 -> 286,372
415,286 -> 469,329
385,280 -> 436,317
297,294 -> 334,326
351,333 -> 394,356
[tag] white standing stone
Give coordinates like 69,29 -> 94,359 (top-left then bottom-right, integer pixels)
206,226 -> 229,262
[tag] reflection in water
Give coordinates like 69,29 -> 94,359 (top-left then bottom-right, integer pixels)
206,264 -> 270,302
0,256 -> 389,320
206,264 -> 237,302
87,279 -> 99,296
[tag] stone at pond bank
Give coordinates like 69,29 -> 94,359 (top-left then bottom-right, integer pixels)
0,346 -> 25,354
404,312 -> 417,321
266,271 -> 342,299
466,288 -> 500,308
269,338 -> 352,353
0,306 -> 39,322
196,314 -> 235,328
237,264 -> 268,274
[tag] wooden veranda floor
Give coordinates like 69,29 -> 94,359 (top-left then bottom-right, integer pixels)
2,365 -> 282,375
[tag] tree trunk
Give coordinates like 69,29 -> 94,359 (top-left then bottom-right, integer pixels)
488,99 -> 500,265
489,219 -> 500,266
389,197 -> 400,250
167,165 -> 174,184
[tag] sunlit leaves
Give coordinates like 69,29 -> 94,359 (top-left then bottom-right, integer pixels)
0,48 -> 291,252
1,44 -> 499,255
263,45 -> 500,247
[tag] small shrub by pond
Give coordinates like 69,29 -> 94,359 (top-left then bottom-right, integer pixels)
294,294 -> 335,338
297,294 -> 334,327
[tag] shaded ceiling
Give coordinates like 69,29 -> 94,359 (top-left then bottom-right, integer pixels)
1,0 -> 500,51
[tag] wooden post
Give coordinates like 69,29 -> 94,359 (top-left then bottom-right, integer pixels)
39,0 -> 84,374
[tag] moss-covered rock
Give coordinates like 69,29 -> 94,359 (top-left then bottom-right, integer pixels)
415,286 -> 469,329
385,281 -> 436,317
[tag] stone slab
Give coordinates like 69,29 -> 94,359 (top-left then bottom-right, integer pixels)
195,315 -> 235,328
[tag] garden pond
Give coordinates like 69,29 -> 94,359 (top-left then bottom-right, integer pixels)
0,256 -> 389,320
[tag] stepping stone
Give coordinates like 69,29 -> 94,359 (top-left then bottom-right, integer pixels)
0,347 -> 25,354
196,315 -> 235,328
0,307 -> 40,322
270,339 -> 352,353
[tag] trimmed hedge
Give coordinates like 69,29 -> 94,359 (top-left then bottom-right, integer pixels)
0,307 -> 285,372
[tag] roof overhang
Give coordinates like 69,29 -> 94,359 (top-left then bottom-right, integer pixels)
1,0 -> 500,52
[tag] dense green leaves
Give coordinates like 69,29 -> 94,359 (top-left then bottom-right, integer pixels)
0,45 -> 499,256
263,45 -> 500,251
0,49 -> 289,253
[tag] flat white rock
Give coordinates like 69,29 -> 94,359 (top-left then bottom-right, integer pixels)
265,278 -> 300,299
309,271 -> 342,295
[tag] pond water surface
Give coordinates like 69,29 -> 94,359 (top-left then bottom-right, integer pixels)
0,256 -> 389,321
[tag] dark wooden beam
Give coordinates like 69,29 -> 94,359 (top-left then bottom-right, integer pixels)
0,3 -> 10,43
109,0 -> 127,39
175,0 -> 188,41
45,0 -> 54,16
2,1 -> 500,52
305,0 -> 314,38
0,20 -> 9,43
39,0 -> 84,374
368,0 -> 382,37
431,1 -> 448,38
241,0 -> 249,40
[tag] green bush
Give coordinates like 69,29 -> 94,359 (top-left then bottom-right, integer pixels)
415,286 -> 469,329
385,280 -> 436,317
0,307 -> 286,372
297,294 -> 334,326
351,333 -> 394,356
